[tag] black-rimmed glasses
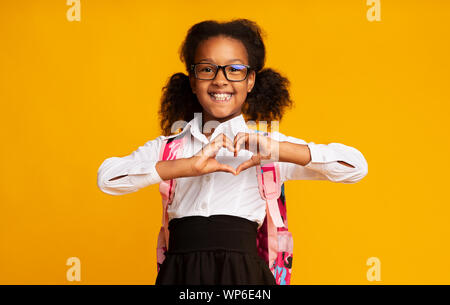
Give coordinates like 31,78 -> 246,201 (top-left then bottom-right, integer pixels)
190,63 -> 251,82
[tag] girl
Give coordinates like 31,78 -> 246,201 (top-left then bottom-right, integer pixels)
97,19 -> 368,285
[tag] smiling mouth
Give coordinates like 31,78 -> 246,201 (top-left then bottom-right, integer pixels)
208,93 -> 233,102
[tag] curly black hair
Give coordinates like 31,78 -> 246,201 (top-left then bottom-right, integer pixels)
158,18 -> 294,136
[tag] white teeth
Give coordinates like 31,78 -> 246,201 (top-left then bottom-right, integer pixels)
210,93 -> 232,101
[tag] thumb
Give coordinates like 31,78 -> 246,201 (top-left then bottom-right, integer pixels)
217,163 -> 237,175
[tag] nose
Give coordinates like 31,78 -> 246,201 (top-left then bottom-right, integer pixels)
212,67 -> 228,85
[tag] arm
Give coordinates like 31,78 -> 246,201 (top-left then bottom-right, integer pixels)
279,142 -> 355,168
155,158 -> 199,181
97,133 -> 237,195
97,135 -> 167,195
107,158 -> 197,181
271,132 -> 368,184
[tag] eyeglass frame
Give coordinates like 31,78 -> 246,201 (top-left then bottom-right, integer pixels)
190,63 -> 252,82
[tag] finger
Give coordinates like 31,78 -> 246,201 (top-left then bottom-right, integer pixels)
211,134 -> 232,151
200,143 -> 217,158
209,135 -> 226,156
235,158 -> 257,175
238,133 -> 252,152
197,143 -> 219,159
235,134 -> 248,156
233,132 -> 244,146
233,132 -> 245,148
235,137 -> 244,156
196,134 -> 231,158
222,134 -> 236,154
244,133 -> 252,151
211,134 -> 234,158
217,163 -> 237,175
234,137 -> 240,157
233,133 -> 245,156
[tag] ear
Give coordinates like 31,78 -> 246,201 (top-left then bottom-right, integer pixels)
247,70 -> 256,93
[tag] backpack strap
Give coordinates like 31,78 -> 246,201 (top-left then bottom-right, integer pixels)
256,162 -> 283,269
257,164 -> 284,228
252,130 -> 286,271
252,130 -> 285,228
158,134 -> 188,249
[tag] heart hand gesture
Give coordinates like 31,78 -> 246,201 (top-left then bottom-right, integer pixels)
233,132 -> 280,175
189,132 -> 280,177
190,133 -> 238,176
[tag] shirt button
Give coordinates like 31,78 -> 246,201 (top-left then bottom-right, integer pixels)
205,176 -> 210,182
201,202 -> 207,209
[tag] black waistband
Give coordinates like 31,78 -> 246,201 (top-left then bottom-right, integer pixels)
167,215 -> 258,254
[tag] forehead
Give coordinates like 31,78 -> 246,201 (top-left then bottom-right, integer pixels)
194,36 -> 248,64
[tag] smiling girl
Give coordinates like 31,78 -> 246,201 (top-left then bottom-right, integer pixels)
97,19 -> 368,285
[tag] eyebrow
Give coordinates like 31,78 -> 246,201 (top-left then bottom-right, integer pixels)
198,58 -> 244,64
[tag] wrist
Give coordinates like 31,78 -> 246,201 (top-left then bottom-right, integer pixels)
185,156 -> 202,177
179,157 -> 199,178
278,141 -> 290,163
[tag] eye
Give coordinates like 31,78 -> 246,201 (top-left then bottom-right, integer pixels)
229,64 -> 245,71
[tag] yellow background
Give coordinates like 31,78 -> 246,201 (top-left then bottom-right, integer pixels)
1,0 -> 449,284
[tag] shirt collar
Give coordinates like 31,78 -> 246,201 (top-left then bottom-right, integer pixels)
184,113 -> 250,143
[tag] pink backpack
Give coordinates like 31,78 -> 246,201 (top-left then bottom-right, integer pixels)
156,130 -> 294,285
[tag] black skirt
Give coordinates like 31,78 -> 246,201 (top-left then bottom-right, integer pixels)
155,215 -> 276,285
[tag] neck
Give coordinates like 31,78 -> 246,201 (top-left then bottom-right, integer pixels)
202,110 -> 241,126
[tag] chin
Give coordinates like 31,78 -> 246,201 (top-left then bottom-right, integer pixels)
204,107 -> 239,121
208,109 -> 233,119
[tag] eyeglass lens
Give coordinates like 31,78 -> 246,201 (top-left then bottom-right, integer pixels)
195,63 -> 248,81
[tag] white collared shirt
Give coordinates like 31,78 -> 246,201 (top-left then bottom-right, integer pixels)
97,114 -> 368,226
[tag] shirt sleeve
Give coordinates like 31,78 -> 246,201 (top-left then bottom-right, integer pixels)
269,131 -> 368,184
97,135 -> 166,195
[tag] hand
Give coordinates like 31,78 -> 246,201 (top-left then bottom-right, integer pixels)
189,133 -> 237,176
233,132 -> 280,175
